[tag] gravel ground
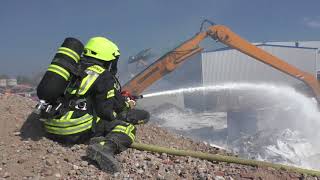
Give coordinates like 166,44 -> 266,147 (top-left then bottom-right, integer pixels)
0,94 -> 319,180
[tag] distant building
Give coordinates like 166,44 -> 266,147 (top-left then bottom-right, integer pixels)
7,78 -> 17,87
0,78 -> 18,87
202,41 -> 319,86
0,79 -> 6,87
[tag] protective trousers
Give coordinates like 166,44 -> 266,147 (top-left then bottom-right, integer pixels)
46,119 -> 135,150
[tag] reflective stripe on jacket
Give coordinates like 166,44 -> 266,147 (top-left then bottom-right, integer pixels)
44,111 -> 101,135
44,65 -> 105,135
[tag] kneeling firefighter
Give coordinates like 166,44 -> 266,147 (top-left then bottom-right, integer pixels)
37,37 -> 149,173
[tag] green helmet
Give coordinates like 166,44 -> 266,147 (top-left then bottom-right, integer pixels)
83,37 -> 120,61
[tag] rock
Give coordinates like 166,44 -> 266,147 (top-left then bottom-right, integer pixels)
240,172 -> 254,179
80,161 -> 88,167
72,165 -> 80,170
177,169 -> 181,175
54,173 -> 61,178
214,176 -> 225,180
134,162 -> 140,167
68,170 -> 76,175
160,153 -> 167,159
42,169 -> 53,176
17,157 -> 27,164
31,174 -> 40,180
157,173 -> 164,180
26,145 -> 32,151
215,171 -> 225,176
198,173 -> 207,180
144,156 -> 152,161
13,132 -> 21,136
164,173 -> 178,180
79,168 -> 87,175
226,176 -> 235,180
52,150 -> 58,155
45,159 -> 54,166
137,169 -> 144,174
46,148 -> 53,153
2,172 -> 10,178
113,172 -> 120,178
143,164 -> 148,170
71,145 -> 80,151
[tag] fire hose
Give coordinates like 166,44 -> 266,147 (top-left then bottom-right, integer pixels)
121,90 -> 320,176
130,142 -> 320,177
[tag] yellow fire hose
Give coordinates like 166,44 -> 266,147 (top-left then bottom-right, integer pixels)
131,142 -> 320,177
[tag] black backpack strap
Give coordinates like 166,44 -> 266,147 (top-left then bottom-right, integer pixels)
91,104 -> 98,134
86,96 -> 98,134
54,58 -> 87,78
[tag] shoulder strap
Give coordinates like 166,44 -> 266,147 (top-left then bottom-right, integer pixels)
54,58 -> 86,78
77,65 -> 105,133
76,65 -> 106,96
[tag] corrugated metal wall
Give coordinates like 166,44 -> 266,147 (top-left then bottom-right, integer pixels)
202,46 -> 318,86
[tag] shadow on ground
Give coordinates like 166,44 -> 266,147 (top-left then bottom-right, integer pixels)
20,112 -> 46,141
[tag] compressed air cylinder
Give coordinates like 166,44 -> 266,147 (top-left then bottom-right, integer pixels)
37,38 -> 84,103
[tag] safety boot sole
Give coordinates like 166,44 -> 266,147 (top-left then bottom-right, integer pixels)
87,144 -> 120,173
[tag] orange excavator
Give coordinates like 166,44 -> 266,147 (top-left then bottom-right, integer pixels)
122,20 -> 320,104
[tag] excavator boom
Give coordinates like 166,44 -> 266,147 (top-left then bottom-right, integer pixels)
123,24 -> 320,103
122,32 -> 207,95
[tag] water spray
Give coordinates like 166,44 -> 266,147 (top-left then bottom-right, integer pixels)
143,83 -> 242,98
143,83 -> 307,98
141,82 -> 320,170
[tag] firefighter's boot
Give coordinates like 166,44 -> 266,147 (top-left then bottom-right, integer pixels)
87,140 -> 120,173
89,136 -> 106,145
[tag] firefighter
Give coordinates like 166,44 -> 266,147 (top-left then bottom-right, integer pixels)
43,36 -> 149,173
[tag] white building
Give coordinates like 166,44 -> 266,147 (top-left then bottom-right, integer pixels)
202,44 -> 318,86
197,42 -> 320,111
0,78 -> 18,87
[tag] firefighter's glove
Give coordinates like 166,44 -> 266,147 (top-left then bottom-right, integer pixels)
126,98 -> 136,109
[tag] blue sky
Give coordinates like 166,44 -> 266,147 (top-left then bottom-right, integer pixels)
1,0 -> 320,80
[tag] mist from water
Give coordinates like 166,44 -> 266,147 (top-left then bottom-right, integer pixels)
143,82 -> 320,169
144,82 -> 320,138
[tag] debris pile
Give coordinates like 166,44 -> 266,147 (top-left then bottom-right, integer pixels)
0,94 -> 319,179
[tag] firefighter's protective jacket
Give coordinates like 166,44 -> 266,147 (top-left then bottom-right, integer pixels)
44,63 -> 129,135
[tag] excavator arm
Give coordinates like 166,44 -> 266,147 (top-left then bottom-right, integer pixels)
123,24 -> 320,103
122,31 -> 207,95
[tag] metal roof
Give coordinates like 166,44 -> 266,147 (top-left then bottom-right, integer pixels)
204,42 -> 319,53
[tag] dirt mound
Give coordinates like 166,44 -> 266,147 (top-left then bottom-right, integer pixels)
0,94 -> 319,179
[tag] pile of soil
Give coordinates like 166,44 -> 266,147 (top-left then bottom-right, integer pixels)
0,94 -> 319,179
